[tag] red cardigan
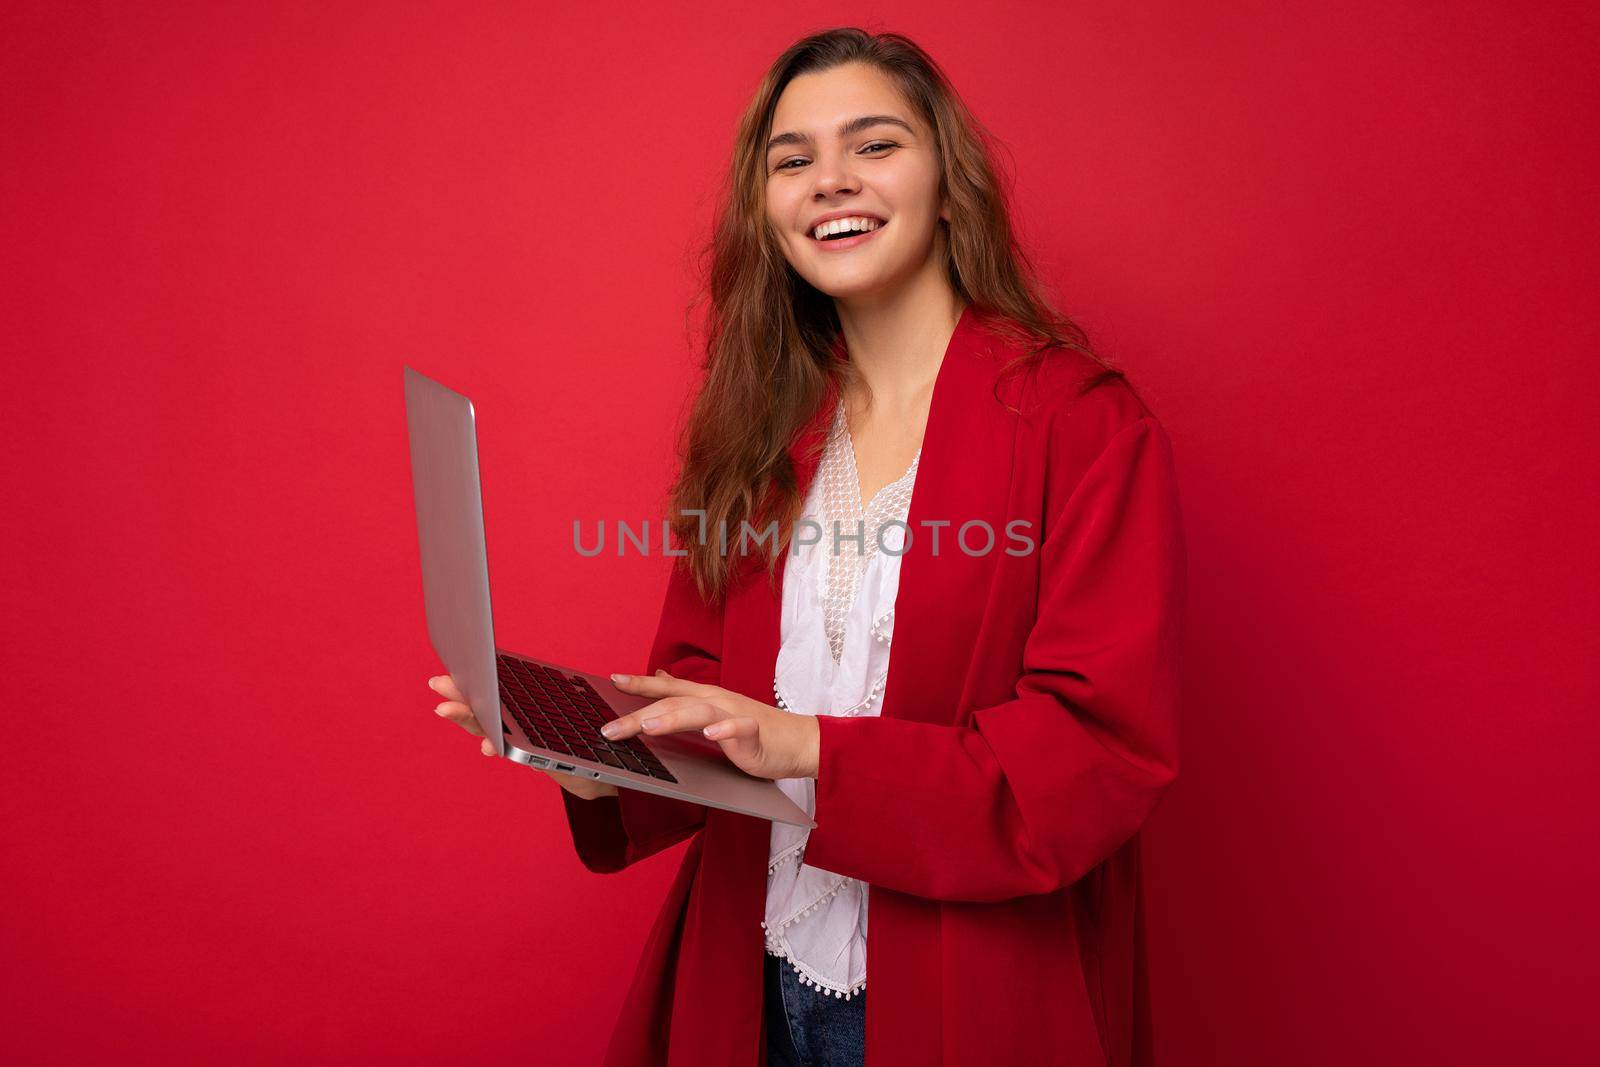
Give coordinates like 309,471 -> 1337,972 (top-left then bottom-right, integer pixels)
561,304 -> 1187,1066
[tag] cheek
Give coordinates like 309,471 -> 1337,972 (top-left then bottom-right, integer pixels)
766,202 -> 806,255
884,165 -> 943,219
765,187 -> 792,231
768,211 -> 800,247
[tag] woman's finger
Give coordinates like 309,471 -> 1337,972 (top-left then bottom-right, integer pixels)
700,717 -> 768,778
428,675 -> 466,703
598,695 -> 699,741
609,669 -> 716,701
702,715 -> 757,742
435,700 -> 486,737
606,700 -> 726,742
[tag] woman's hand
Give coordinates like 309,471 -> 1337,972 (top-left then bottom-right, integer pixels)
602,669 -> 820,781
427,674 -> 618,800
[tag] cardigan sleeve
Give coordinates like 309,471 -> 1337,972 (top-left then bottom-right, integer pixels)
560,557 -> 718,874
801,413 -> 1187,903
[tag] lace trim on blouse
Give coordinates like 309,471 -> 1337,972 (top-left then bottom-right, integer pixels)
820,399 -> 920,662
761,397 -> 917,1003
772,399 -> 914,720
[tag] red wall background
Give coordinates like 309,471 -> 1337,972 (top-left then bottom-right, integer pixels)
3,2 -> 1595,1063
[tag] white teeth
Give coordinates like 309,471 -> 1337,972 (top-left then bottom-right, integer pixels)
811,216 -> 882,241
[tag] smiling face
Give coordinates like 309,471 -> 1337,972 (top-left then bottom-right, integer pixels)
764,62 -> 948,304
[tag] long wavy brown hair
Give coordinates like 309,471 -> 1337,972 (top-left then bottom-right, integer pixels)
667,26 -> 1130,604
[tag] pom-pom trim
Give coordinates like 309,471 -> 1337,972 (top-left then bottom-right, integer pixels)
764,947 -> 867,1001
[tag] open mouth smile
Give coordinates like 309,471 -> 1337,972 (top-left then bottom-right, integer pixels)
808,216 -> 888,252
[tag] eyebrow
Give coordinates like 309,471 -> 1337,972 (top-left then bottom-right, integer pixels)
765,114 -> 916,154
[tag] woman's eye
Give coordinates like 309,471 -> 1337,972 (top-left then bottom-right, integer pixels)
775,142 -> 900,172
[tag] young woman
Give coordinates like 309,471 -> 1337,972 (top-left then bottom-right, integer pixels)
430,27 -> 1186,1067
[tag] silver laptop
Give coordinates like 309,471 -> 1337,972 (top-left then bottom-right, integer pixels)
403,365 -> 814,829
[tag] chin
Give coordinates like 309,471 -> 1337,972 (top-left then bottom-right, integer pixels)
804,277 -> 888,302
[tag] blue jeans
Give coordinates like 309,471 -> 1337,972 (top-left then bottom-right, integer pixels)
763,951 -> 867,1067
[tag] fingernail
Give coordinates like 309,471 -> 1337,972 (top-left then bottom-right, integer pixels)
610,673 -> 629,684
600,723 -> 618,738
704,723 -> 727,739
641,717 -> 659,730
435,705 -> 447,716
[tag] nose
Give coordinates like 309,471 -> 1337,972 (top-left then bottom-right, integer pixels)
810,153 -> 860,200
813,176 -> 858,200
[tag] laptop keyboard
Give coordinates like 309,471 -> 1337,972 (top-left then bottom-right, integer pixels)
496,653 -> 678,784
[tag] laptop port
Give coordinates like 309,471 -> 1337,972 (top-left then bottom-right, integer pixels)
554,763 -> 576,773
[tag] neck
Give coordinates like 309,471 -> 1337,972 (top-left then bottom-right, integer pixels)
833,272 -> 967,414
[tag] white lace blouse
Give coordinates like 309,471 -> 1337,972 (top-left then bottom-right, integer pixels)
761,397 -> 920,1002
